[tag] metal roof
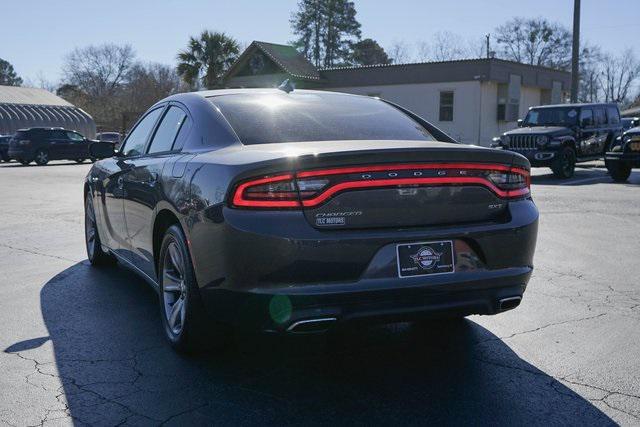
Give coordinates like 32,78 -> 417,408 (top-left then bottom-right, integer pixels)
0,85 -> 73,106
320,58 -> 571,90
0,86 -> 95,137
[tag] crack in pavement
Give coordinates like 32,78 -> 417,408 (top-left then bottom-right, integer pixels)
476,313 -> 607,345
0,243 -> 78,263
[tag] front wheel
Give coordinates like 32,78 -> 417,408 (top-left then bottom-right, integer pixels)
75,158 -> 86,164
19,159 -> 31,166
607,161 -> 632,182
34,149 -> 49,166
551,147 -> 576,179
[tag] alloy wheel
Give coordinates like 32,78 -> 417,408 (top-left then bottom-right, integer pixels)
162,241 -> 187,336
35,150 -> 48,165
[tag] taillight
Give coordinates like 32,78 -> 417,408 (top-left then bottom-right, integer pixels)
232,174 -> 300,208
231,163 -> 530,209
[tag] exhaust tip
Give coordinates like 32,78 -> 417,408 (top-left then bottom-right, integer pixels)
286,318 -> 337,334
498,296 -> 522,312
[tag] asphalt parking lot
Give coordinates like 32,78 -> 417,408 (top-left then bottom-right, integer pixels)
0,160 -> 639,426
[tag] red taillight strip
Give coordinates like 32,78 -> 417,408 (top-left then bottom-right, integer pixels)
232,173 -> 300,208
297,163 -> 528,178
300,176 -> 529,207
232,163 -> 530,209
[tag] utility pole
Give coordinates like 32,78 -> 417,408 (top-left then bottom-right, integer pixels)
570,0 -> 581,102
486,34 -> 490,59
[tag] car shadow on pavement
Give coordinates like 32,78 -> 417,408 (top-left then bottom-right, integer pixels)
5,261 -> 614,425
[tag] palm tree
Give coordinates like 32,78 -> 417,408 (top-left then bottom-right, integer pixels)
177,31 -> 240,90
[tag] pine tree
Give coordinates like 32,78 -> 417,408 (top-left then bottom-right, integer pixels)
290,0 -> 361,68
0,58 -> 23,86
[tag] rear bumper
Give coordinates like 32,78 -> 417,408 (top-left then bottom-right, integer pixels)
605,151 -> 640,167
202,267 -> 530,333
190,199 -> 538,331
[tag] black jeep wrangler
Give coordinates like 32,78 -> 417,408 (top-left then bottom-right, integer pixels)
494,103 -> 623,178
605,125 -> 640,182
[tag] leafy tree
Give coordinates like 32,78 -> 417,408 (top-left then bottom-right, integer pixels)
494,17 -> 572,69
351,38 -> 391,66
0,58 -> 23,86
291,0 -> 361,68
176,31 -> 240,89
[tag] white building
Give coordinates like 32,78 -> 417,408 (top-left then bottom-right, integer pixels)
223,41 -> 571,146
0,85 -> 96,138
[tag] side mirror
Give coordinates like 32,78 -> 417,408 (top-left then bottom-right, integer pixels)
89,141 -> 115,159
517,119 -> 523,127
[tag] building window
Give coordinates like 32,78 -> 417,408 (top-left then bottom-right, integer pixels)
439,91 -> 454,121
497,83 -> 508,121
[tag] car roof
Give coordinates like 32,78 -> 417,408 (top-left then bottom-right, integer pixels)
530,102 -> 619,110
192,88 -> 364,99
17,127 -> 66,131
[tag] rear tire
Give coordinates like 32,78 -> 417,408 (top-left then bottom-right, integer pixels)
551,146 -> 576,179
19,159 -> 31,166
85,195 -> 115,266
34,149 -> 49,166
75,158 -> 86,164
158,225 -> 228,353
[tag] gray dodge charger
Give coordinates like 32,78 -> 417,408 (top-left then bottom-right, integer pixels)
85,88 -> 538,351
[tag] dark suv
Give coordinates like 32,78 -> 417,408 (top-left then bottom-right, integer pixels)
8,128 -> 93,166
494,103 -> 623,178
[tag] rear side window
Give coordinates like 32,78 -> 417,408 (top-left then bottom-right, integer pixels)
579,109 -> 593,126
147,106 -> 188,154
606,106 -> 620,125
594,108 -> 607,126
209,92 -> 434,145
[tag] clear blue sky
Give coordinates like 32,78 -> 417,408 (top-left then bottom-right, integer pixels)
2,0 -> 638,84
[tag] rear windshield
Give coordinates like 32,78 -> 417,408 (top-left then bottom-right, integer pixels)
524,107 -> 578,127
209,92 -> 434,145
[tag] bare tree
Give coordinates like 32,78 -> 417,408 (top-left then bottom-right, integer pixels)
414,41 -> 431,62
126,63 -> 187,113
387,40 -> 412,64
430,31 -> 467,61
597,49 -> 640,103
62,44 -> 134,98
495,17 -> 572,69
577,44 -> 603,103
